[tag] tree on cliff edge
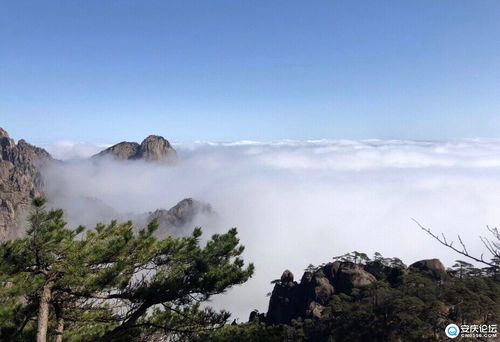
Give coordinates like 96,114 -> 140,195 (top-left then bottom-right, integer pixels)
0,197 -> 254,342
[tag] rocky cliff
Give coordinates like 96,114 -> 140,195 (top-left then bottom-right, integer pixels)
0,128 -> 52,240
0,129 -> 192,240
55,196 -> 214,235
146,198 -> 213,233
252,257 -> 446,324
92,135 -> 177,163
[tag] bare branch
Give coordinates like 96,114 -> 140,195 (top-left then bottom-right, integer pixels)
412,218 -> 498,269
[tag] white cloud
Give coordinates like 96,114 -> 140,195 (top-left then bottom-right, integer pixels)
40,138 -> 500,320
42,141 -> 110,160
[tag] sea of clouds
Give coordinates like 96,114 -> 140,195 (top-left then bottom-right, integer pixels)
42,139 -> 500,320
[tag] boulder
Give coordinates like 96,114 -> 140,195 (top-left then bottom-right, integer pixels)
410,259 -> 447,280
281,270 -> 294,285
294,271 -> 335,319
410,258 -> 445,272
306,301 -> 324,319
335,262 -> 376,294
303,273 -> 335,319
312,274 -> 334,305
321,261 -> 341,283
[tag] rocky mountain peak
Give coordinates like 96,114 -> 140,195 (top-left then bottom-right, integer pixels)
1,128 -> 15,153
0,128 -> 52,240
0,127 -> 10,138
93,141 -> 140,161
138,135 -> 177,162
92,135 -> 176,163
147,198 -> 213,232
17,139 -> 52,163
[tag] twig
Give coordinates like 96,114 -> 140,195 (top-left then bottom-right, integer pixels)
412,218 -> 498,269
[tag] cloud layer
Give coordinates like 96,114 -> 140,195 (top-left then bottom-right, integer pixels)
42,141 -> 110,160
42,139 -> 500,320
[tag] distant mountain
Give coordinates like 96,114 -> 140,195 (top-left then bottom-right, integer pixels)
0,129 -> 209,241
0,128 -> 52,240
56,196 -> 214,235
146,198 -> 213,232
92,135 -> 177,163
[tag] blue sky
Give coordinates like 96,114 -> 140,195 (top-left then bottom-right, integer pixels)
1,0 -> 499,144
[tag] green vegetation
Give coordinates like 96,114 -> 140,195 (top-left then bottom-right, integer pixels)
0,198 -> 254,342
1,198 -> 499,341
203,253 -> 499,342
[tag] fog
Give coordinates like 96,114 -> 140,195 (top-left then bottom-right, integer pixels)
42,139 -> 500,320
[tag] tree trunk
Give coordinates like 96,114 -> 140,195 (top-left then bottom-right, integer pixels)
36,279 -> 55,342
55,303 -> 65,342
97,302 -> 150,342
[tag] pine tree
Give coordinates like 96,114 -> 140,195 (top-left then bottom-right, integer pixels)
0,198 -> 254,341
0,197 -> 83,342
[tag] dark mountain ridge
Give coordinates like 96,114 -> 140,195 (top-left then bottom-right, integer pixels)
258,257 -> 447,325
201,253 -> 498,342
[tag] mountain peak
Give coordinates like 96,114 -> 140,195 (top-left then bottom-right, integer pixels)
142,135 -> 164,142
0,127 -> 10,138
0,128 -> 52,240
93,135 -> 176,163
138,135 -> 176,162
93,141 -> 140,161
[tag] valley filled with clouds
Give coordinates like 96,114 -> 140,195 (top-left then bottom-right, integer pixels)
43,139 -> 500,319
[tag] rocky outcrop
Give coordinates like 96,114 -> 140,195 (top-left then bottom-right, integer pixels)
364,260 -> 408,284
259,257 -> 447,324
146,198 -> 213,232
92,135 -> 177,163
0,128 -> 52,240
266,262 -> 373,324
410,258 -> 447,280
137,135 -> 176,162
0,128 -> 203,240
266,270 -> 300,324
93,141 -> 140,161
299,271 -> 334,319
334,262 -> 377,294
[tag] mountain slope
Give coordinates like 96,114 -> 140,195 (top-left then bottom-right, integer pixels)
0,128 -> 52,240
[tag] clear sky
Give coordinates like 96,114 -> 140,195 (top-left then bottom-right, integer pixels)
1,1 -> 499,144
